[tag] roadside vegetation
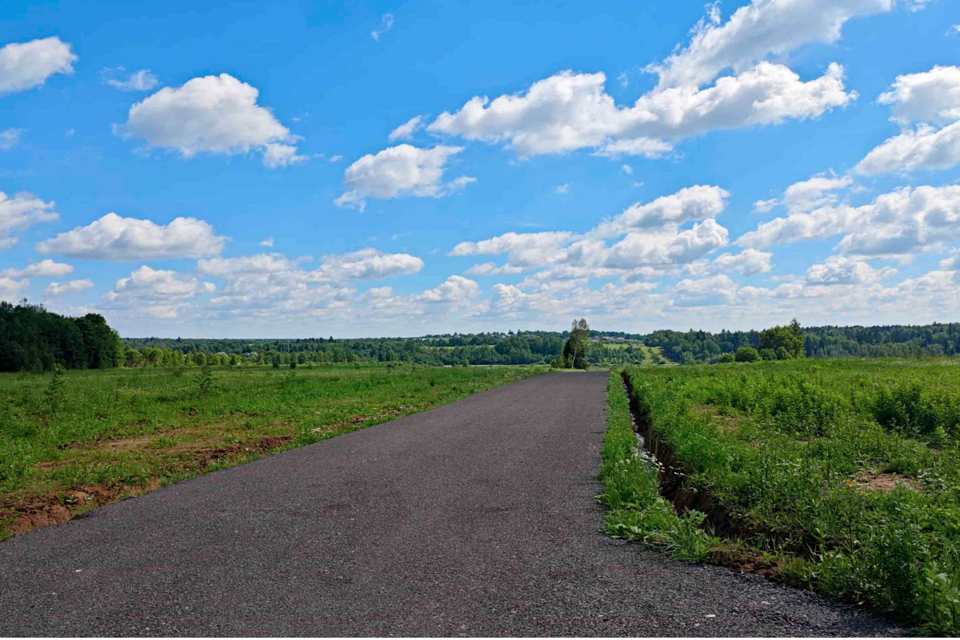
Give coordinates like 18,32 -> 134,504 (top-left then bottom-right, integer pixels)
0,363 -> 541,540
605,359 -> 960,634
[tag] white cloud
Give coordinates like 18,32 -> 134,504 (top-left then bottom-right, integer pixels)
37,212 -> 226,261
738,184 -> 960,258
101,265 -> 215,319
0,277 -> 29,302
465,262 -> 527,276
857,66 -> 960,174
1,259 -> 74,278
449,231 -> 574,269
596,137 -> 674,159
877,65 -> 960,124
429,64 -> 854,156
101,67 -> 158,92
260,237 -> 274,247
804,256 -> 895,285
940,252 -> 960,271
0,191 -> 59,250
427,0 -> 878,157
115,74 -> 306,168
0,128 -> 22,150
856,121 -> 960,175
783,172 -> 853,212
415,275 -> 480,305
334,144 -> 475,211
554,183 -> 570,194
709,248 -> 774,275
388,115 -> 425,141
591,185 -> 729,237
45,279 -> 93,296
329,155 -> 344,163
371,13 -> 395,41
648,0 -> 891,90
606,219 -> 729,267
199,249 -> 422,283
753,198 -> 778,213
0,36 -> 77,96
673,274 -> 739,307
621,164 -> 633,175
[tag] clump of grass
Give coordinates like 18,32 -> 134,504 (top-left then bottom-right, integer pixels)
44,364 -> 66,414
598,371 -> 716,562
193,364 -> 215,399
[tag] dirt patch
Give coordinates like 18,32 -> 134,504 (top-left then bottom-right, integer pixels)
9,436 -> 293,540
694,404 -> 742,432
854,472 -> 919,492
312,406 -> 428,434
2,483 -> 142,536
100,436 -> 153,451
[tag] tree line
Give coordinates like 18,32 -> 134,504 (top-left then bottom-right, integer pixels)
0,301 -> 123,372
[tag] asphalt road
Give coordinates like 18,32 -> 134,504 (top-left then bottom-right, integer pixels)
0,372 -> 902,636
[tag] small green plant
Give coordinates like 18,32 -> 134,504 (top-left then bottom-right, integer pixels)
193,364 -> 215,399
44,364 -> 66,413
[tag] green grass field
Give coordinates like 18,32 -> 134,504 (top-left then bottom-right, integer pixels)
603,358 -> 960,634
0,363 -> 541,540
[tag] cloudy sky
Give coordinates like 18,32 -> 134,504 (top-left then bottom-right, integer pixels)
1,0 -> 959,338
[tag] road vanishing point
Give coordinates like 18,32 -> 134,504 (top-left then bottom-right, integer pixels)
0,372 -> 902,636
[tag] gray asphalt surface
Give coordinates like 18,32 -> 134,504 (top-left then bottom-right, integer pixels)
0,372 -> 902,636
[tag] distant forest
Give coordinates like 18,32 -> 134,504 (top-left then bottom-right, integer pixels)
2,300 -> 959,372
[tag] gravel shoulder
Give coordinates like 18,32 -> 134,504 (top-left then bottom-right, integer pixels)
0,372 -> 903,636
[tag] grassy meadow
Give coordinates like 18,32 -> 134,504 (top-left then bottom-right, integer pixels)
601,358 -> 960,634
0,363 -> 541,540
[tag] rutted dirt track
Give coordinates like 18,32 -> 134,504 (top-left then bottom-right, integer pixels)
0,373 -> 902,636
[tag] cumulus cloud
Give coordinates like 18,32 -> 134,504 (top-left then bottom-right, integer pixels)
856,121 -> 960,175
704,249 -> 773,276
1,259 -> 74,278
0,191 -> 59,250
449,231 -> 574,269
554,183 -> 570,194
857,66 -> 960,174
648,0 -> 891,90
753,198 -> 778,213
783,173 -> 853,213
428,64 -> 854,156
388,115 -> 425,141
194,248 -> 423,318
465,262 -> 527,276
37,212 -> 226,261
673,274 -> 739,307
101,265 -> 215,319
334,144 -> 475,211
101,67 -> 158,92
260,237 -> 274,247
606,219 -> 729,267
426,0 -> 880,157
738,184 -> 960,259
591,185 -> 729,237
0,128 -> 22,150
115,74 -> 306,168
0,277 -> 29,302
45,279 -> 93,296
415,275 -> 480,305
0,36 -> 77,96
805,256 -> 896,285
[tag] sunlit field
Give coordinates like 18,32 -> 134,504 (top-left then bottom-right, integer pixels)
0,363 -> 541,540
602,358 -> 960,634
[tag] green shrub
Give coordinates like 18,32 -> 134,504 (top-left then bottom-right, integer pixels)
735,347 -> 759,363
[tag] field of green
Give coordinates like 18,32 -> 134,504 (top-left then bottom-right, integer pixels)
601,359 -> 960,633
0,364 -> 541,540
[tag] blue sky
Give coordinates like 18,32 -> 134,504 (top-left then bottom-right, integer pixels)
1,0 -> 959,338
